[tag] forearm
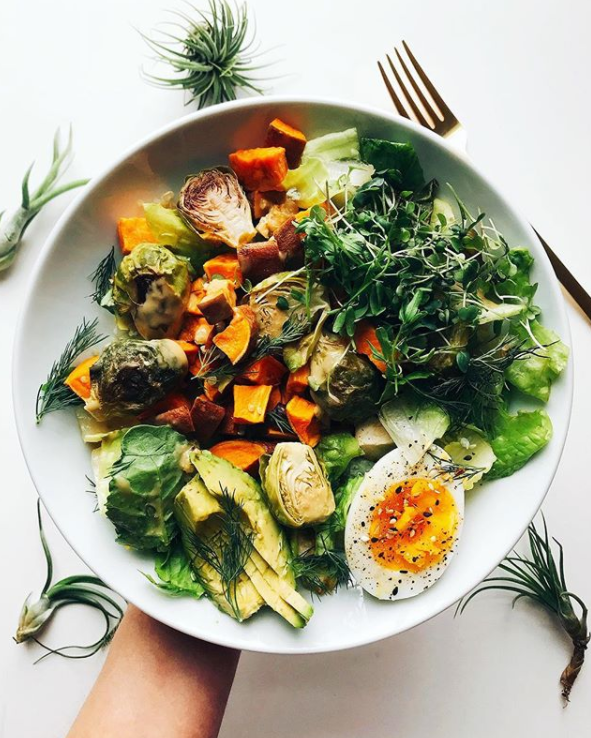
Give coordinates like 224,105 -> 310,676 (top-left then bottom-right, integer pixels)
67,605 -> 240,738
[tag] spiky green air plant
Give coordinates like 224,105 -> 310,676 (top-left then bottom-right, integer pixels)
458,518 -> 588,703
0,128 -> 88,271
16,501 -> 125,662
143,0 -> 270,109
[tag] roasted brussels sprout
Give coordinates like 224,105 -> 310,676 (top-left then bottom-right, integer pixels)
249,271 -> 329,339
86,339 -> 188,420
260,442 -> 335,528
309,332 -> 381,422
178,169 -> 255,249
112,243 -> 191,339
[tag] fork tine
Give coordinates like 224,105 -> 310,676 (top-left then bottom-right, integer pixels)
402,40 -> 457,123
378,61 -> 408,119
385,54 -> 430,127
394,47 -> 440,124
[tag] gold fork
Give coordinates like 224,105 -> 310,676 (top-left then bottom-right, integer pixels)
379,41 -> 591,321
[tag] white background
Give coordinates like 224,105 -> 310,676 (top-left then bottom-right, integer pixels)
1,1 -> 590,736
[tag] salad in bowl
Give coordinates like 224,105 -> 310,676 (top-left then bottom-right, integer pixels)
35,115 -> 568,630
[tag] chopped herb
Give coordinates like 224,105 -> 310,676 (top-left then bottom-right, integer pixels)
36,318 -> 106,423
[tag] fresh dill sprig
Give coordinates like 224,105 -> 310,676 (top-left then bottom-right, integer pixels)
36,318 -> 105,423
410,337 -> 547,431
15,500 -> 124,662
187,487 -> 253,620
88,245 -> 117,306
266,405 -> 294,436
143,0 -> 271,109
458,517 -> 588,703
249,316 -> 308,361
291,549 -> 351,596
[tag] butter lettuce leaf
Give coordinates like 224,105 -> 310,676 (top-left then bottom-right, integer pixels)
147,541 -> 205,598
315,433 -> 363,485
105,425 -> 190,552
487,409 -> 553,479
506,320 -> 569,402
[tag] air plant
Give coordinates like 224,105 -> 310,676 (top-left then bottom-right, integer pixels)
143,0 -> 271,109
16,500 -> 124,662
0,128 -> 88,271
458,517 -> 588,703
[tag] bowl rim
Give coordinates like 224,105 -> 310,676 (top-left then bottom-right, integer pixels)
12,95 -> 573,653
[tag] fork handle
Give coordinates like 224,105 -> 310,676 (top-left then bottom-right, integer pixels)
534,229 -> 591,321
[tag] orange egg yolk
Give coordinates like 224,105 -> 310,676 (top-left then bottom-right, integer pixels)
368,477 -> 459,574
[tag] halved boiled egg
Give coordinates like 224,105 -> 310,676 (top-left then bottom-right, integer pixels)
345,445 -> 464,600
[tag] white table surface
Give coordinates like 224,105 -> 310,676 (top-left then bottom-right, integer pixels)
1,0 -> 590,735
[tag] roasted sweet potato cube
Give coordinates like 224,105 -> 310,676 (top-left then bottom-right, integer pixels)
203,253 -> 243,286
117,217 -> 157,254
190,395 -> 225,444
238,356 -> 287,386
229,147 -> 288,192
208,440 -> 267,475
154,405 -> 195,435
265,118 -> 307,168
237,240 -> 283,283
213,306 -> 259,364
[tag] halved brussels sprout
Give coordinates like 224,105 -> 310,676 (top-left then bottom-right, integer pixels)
86,339 -> 188,421
112,243 -> 191,339
249,271 -> 329,339
178,168 -> 256,249
309,332 -> 381,423
260,442 -> 335,528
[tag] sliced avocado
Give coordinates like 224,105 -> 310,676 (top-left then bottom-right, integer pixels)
174,478 -> 264,621
242,558 -> 306,629
250,549 -> 314,622
191,451 -> 295,586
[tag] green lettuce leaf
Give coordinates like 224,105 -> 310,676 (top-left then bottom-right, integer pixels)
360,138 -> 425,190
148,541 -> 205,598
506,320 -> 569,402
495,248 -> 537,303
487,409 -> 553,479
105,425 -> 190,552
315,433 -> 363,485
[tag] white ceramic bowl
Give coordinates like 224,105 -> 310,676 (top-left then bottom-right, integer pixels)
13,97 -> 572,654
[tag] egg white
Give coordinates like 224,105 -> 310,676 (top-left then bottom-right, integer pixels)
344,445 -> 464,601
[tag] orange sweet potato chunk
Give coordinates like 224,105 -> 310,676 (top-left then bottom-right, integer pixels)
229,147 -> 288,192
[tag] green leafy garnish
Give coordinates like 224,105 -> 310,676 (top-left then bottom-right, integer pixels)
458,518 -> 588,703
36,318 -> 106,423
291,549 -> 351,596
88,245 -> 117,307
0,128 -> 88,271
106,425 -> 190,552
143,0 -> 270,109
15,500 -> 124,662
